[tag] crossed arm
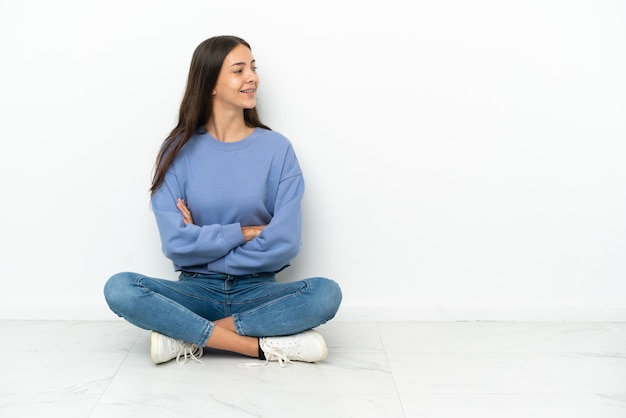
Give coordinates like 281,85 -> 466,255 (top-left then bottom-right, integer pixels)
176,198 -> 267,242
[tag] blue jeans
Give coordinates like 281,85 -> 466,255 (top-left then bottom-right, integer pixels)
103,271 -> 342,346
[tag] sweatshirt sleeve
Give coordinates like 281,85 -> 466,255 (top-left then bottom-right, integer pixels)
222,146 -> 304,274
151,167 -> 246,269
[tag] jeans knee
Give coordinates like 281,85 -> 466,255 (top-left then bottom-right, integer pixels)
103,272 -> 136,314
311,277 -> 342,319
326,278 -> 343,310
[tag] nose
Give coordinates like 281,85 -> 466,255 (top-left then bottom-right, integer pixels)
246,69 -> 258,83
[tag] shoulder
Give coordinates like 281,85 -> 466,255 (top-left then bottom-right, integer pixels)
256,128 -> 295,152
173,132 -> 208,164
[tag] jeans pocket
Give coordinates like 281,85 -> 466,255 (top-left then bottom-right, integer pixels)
178,271 -> 198,281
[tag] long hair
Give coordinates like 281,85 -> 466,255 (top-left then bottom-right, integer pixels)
150,35 -> 271,195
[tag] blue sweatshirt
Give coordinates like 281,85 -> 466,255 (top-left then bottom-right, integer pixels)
150,127 -> 304,275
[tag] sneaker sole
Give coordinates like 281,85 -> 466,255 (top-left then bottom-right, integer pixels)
150,331 -> 164,364
304,329 -> 328,362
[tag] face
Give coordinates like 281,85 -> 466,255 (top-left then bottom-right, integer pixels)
213,43 -> 258,111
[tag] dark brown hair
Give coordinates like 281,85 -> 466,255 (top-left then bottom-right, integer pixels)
150,35 -> 270,195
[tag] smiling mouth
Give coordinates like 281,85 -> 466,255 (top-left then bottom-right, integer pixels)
241,89 -> 256,93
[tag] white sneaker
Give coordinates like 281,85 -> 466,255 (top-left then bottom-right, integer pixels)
259,329 -> 328,367
150,331 -> 204,365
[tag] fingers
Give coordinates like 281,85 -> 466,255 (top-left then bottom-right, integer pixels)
241,224 -> 269,241
177,198 -> 193,224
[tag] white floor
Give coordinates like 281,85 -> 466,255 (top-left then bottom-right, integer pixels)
1,320 -> 625,418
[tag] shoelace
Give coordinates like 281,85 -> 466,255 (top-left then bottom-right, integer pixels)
263,346 -> 292,367
237,346 -> 293,368
175,343 -> 204,365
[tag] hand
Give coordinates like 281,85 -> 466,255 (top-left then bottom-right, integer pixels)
176,198 -> 194,225
241,225 -> 267,242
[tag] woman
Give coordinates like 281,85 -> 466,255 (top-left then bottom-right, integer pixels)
104,35 -> 342,367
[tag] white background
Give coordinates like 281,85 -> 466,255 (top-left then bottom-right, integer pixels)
1,0 -> 625,321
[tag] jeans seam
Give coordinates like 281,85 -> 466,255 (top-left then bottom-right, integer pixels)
136,276 -> 212,345
235,280 -> 310,336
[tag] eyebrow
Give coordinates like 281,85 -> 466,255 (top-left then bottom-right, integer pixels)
230,59 -> 256,68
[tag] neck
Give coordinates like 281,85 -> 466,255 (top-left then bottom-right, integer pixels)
205,110 -> 252,143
